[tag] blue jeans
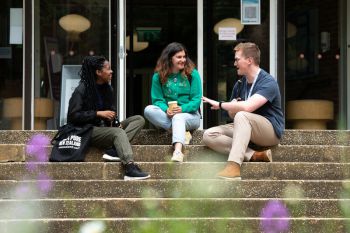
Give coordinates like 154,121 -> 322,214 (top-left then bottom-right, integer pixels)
144,105 -> 200,145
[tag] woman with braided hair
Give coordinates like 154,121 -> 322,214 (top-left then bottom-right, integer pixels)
67,55 -> 150,180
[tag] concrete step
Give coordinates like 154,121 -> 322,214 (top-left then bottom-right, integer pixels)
270,145 -> 350,162
0,218 -> 349,233
1,129 -> 349,233
2,144 -> 350,163
131,144 -> 350,163
281,130 -> 350,146
1,129 -> 350,145
0,180 -> 347,199
0,162 -> 349,180
85,144 -> 350,163
0,198 -> 347,219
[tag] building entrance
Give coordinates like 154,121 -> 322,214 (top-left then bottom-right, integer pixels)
0,0 -> 23,130
125,0 -> 197,125
284,0 -> 343,129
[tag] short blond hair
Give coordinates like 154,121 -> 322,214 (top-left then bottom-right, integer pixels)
234,42 -> 260,65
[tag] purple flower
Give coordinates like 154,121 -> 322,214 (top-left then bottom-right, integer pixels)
26,134 -> 50,162
260,200 -> 290,233
25,162 -> 38,172
37,172 -> 53,195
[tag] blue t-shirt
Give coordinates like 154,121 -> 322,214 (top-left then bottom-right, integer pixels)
230,69 -> 285,139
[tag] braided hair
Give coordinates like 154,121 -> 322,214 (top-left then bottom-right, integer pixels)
79,56 -> 107,110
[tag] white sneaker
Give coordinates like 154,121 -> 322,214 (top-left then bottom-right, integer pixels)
171,150 -> 184,162
102,153 -> 121,161
102,148 -> 121,161
184,131 -> 192,145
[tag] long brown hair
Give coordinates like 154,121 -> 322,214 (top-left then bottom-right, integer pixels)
155,42 -> 195,84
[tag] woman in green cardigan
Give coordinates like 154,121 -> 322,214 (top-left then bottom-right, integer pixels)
144,42 -> 202,162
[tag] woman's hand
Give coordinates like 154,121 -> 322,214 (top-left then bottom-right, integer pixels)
166,108 -> 175,118
202,96 -> 220,110
97,110 -> 116,121
166,106 -> 182,118
172,106 -> 182,114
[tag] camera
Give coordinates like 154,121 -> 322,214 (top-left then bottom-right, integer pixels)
112,117 -> 121,127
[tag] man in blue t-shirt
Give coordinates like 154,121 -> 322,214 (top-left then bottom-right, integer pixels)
202,42 -> 285,180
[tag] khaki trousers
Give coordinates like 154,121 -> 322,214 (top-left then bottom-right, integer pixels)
203,111 -> 279,165
90,115 -> 145,164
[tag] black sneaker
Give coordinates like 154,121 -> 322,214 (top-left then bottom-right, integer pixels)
124,163 -> 150,180
102,148 -> 121,161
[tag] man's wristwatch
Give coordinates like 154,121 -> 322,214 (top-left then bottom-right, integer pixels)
219,101 -> 224,109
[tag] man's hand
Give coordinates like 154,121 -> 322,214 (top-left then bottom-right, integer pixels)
202,96 -> 220,110
228,111 -> 236,119
97,110 -> 116,121
226,99 -> 238,118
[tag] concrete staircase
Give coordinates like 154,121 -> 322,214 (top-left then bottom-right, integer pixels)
0,130 -> 350,233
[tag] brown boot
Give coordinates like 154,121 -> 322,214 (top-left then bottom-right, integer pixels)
217,161 -> 241,180
250,149 -> 272,162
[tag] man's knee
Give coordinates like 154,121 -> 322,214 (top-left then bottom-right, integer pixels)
203,128 -> 216,146
234,111 -> 249,123
202,130 -> 210,145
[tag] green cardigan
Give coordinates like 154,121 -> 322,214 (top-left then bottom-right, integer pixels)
151,69 -> 202,113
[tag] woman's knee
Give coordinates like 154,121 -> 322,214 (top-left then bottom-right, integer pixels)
144,105 -> 152,115
144,105 -> 157,120
133,115 -> 145,127
172,113 -> 186,123
112,127 -> 128,138
189,117 -> 201,130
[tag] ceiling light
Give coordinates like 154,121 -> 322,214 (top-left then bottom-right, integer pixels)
126,33 -> 149,52
59,14 -> 91,41
213,18 -> 244,34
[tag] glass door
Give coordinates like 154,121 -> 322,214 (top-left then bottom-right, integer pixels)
125,0 -> 197,126
0,0 -> 23,129
203,0 -> 271,128
33,0 -> 110,129
284,0 -> 342,129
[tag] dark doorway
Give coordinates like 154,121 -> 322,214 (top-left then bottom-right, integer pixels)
125,0 -> 197,124
284,0 -> 340,129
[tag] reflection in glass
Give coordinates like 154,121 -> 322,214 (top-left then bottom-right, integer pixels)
285,0 -> 340,129
34,0 -> 109,129
0,0 -> 23,129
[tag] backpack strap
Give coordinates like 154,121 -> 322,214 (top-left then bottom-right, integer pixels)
51,124 -> 75,145
187,74 -> 202,118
